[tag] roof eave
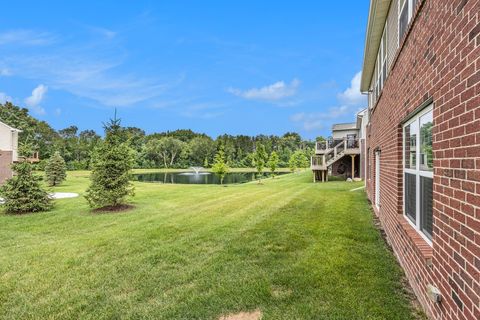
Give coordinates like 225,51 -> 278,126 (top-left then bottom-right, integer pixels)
360,0 -> 392,92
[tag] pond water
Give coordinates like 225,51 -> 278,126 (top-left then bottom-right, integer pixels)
133,171 -> 287,185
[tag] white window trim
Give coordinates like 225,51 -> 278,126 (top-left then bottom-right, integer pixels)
398,0 -> 416,45
402,104 -> 433,246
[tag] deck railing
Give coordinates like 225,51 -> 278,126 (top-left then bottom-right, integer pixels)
316,138 -> 359,153
311,156 -> 324,167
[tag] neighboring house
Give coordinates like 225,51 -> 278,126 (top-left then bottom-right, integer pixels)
0,120 -> 21,184
361,0 -> 480,319
311,109 -> 366,182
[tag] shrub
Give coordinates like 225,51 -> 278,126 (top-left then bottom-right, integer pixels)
45,151 -> 67,186
0,161 -> 52,214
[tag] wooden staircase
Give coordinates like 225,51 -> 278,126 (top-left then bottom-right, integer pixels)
311,138 -> 360,182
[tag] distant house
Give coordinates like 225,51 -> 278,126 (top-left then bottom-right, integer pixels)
361,0 -> 480,319
0,120 -> 21,184
311,109 -> 367,182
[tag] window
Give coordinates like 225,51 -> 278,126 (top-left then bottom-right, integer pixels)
399,0 -> 418,43
403,105 -> 434,242
372,25 -> 388,105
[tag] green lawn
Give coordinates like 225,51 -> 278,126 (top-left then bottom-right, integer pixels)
0,171 -> 418,319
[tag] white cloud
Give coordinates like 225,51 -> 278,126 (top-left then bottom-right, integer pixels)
228,79 -> 300,101
291,72 -> 367,132
0,68 -> 12,76
4,42 -> 183,107
0,30 -> 55,46
290,106 -> 351,131
338,71 -> 366,106
24,84 -> 48,115
0,92 -> 13,104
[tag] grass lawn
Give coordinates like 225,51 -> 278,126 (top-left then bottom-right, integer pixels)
0,171 -> 419,319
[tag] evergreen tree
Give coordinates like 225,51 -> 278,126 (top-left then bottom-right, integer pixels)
267,151 -> 279,178
0,161 -> 51,214
84,114 -> 135,209
212,149 -> 229,185
45,151 -> 67,186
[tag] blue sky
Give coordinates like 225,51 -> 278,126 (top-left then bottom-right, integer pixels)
0,1 -> 369,139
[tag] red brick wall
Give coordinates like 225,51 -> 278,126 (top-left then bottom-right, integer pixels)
0,150 -> 13,185
365,0 -> 480,319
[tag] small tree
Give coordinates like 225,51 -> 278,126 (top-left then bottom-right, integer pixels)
45,151 -> 67,186
253,143 -> 268,183
288,154 -> 297,173
84,115 -> 135,209
0,161 -> 51,214
289,150 -> 309,173
212,149 -> 229,185
267,151 -> 279,178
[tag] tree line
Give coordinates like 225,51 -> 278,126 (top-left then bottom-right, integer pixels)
0,102 -> 314,169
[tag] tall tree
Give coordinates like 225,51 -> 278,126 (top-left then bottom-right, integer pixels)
143,137 -> 185,168
188,136 -> 215,167
84,115 -> 135,209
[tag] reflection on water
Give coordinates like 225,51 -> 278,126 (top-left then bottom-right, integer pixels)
133,171 -> 287,184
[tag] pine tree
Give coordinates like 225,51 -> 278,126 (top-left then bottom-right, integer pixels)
0,161 -> 51,214
212,149 -> 229,185
45,151 -> 67,186
84,114 -> 135,209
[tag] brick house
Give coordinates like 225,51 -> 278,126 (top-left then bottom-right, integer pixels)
361,0 -> 480,319
0,120 -> 21,184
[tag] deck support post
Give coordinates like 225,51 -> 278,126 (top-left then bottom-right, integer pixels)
351,155 -> 356,180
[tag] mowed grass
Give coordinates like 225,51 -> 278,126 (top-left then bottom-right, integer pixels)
0,171 -> 417,319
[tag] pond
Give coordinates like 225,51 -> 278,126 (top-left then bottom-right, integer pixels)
133,171 -> 287,185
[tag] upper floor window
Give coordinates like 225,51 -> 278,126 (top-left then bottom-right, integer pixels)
399,0 -> 418,43
372,25 -> 388,105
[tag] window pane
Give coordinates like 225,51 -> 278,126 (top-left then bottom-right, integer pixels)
405,173 -> 416,223
420,111 -> 433,171
399,2 -> 409,41
404,122 -> 417,169
420,176 -> 433,239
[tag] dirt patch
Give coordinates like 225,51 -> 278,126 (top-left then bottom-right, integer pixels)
219,309 -> 262,320
93,204 -> 135,213
271,285 -> 292,299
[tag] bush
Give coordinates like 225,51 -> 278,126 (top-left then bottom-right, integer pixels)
0,162 -> 52,214
45,151 -> 67,186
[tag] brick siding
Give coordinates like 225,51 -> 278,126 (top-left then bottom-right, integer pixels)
365,0 -> 480,319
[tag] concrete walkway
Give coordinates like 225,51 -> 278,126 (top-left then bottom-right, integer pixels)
0,192 -> 79,204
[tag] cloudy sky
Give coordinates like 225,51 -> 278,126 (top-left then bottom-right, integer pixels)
0,1 -> 369,139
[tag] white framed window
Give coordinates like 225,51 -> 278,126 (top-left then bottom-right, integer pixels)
403,104 -> 434,244
373,24 -> 388,103
399,0 -> 418,44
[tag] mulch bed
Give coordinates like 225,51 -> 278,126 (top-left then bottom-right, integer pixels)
93,204 -> 135,213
